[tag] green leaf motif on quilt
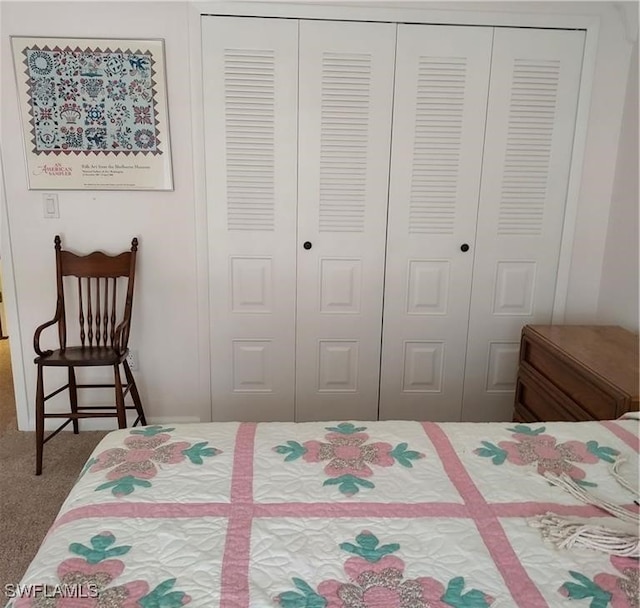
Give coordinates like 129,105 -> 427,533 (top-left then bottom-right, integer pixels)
69,532 -> 131,564
77,456 -> 97,481
130,425 -> 175,437
278,578 -> 327,608
181,441 -> 221,465
322,474 -> 375,496
586,441 -> 620,464
506,425 -> 546,436
474,441 -> 507,465
138,578 -> 189,608
324,422 -> 367,435
390,442 -> 423,467
339,531 -> 400,563
560,571 -> 612,608
441,577 -> 493,607
96,474 -> 153,496
274,440 -> 308,462
573,477 -> 598,488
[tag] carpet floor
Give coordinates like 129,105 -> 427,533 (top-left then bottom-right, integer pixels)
0,428 -> 108,594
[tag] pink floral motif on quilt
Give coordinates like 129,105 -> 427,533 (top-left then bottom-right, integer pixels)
14,531 -> 190,608
559,555 -> 639,608
474,424 -> 619,486
86,425 -> 221,496
273,423 -> 425,496
276,530 -> 494,608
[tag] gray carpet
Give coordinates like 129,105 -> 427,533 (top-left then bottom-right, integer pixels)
0,337 -> 110,591
0,427 -> 108,592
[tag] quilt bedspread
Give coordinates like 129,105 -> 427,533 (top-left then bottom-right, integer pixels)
5,419 -> 639,608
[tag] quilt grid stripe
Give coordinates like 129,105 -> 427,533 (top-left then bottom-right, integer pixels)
600,419 -> 640,452
220,422 -> 257,607
422,422 -> 548,607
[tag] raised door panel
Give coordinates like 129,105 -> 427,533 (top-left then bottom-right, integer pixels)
379,24 -> 493,421
295,20 -> 397,421
203,17 -> 298,421
461,28 -> 585,421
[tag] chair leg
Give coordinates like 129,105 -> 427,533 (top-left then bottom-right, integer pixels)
68,367 -> 79,434
123,359 -> 146,426
35,364 -> 44,476
114,364 -> 127,429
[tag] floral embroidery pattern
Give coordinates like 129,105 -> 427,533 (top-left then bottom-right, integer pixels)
20,45 -> 162,155
14,532 -> 191,608
474,425 -> 619,486
559,556 -> 639,608
276,531 -> 494,608
274,423 -> 424,496
89,425 -> 221,496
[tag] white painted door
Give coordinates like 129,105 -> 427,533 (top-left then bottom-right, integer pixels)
203,17 -> 299,421
379,25 -> 494,421
461,28 -> 585,421
295,20 -> 396,421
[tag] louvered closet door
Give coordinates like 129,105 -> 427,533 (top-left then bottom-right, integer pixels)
203,17 -> 298,421
379,25 -> 493,421
461,28 -> 585,421
295,20 -> 396,421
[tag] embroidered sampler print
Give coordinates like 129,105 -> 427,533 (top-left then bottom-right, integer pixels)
21,45 -> 162,155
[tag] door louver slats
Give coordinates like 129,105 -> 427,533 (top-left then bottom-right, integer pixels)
224,50 -> 276,231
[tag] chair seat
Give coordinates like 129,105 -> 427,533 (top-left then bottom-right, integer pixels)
35,346 -> 126,367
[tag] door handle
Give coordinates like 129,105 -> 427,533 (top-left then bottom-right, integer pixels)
460,243 -> 470,252
303,241 -> 312,250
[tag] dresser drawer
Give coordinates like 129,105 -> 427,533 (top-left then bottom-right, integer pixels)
521,337 -> 619,419
515,367 -> 582,422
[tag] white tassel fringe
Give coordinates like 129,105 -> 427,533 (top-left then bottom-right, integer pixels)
531,514 -> 639,557
530,467 -> 639,557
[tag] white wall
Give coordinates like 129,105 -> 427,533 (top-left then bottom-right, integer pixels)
597,39 -> 639,332
0,261 -> 6,336
1,1 -> 637,430
0,1 -> 207,427
562,2 -> 637,323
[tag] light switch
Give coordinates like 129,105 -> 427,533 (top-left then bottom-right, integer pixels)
43,193 -> 59,218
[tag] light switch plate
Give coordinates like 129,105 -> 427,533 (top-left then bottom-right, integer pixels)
43,193 -> 59,218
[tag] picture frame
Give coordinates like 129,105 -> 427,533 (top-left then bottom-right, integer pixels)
11,36 -> 173,191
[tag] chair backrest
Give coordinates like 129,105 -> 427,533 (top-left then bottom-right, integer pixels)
54,235 -> 138,351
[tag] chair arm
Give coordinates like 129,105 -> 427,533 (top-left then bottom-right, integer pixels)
33,300 -> 62,357
113,319 -> 130,357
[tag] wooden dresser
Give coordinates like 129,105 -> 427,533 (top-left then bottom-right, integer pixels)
514,325 -> 639,422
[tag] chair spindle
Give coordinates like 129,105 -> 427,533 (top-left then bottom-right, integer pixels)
95,277 -> 101,347
78,277 -> 85,348
110,278 -> 117,347
87,277 -> 93,347
103,278 -> 109,347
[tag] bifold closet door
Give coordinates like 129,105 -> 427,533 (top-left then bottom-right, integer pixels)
295,20 -> 396,421
461,28 -> 585,422
379,25 -> 494,421
203,17 -> 298,421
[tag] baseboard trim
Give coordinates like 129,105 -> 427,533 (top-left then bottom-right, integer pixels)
35,415 -> 202,432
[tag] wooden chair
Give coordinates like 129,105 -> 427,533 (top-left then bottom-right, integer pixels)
33,235 -> 146,474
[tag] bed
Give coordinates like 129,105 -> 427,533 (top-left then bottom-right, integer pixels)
5,418 -> 639,607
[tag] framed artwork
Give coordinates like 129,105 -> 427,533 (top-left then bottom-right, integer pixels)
11,37 -> 173,190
